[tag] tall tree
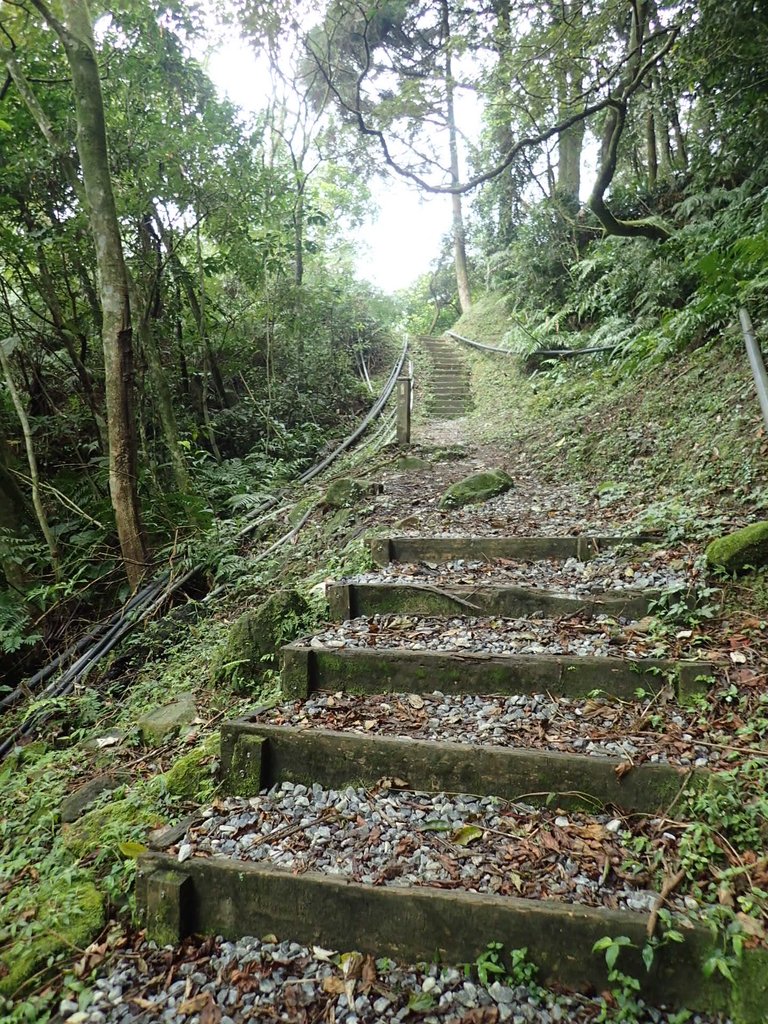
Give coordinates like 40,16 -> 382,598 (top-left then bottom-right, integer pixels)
26,0 -> 148,586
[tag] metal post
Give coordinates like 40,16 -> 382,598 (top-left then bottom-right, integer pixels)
396,375 -> 412,445
740,308 -> 768,434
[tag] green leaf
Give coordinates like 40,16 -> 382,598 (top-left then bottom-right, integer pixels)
419,819 -> 453,832
452,825 -> 484,847
641,944 -> 654,972
407,992 -> 436,1011
118,841 -> 148,859
0,119 -> 11,132
592,936 -> 614,953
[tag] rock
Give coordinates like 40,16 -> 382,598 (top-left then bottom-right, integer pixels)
440,469 -> 514,509
138,693 -> 196,746
395,515 -> 421,529
213,590 -> 311,695
323,478 -> 366,510
81,728 -> 126,753
0,881 -> 104,998
705,521 -> 768,574
60,773 -> 128,823
164,735 -> 219,801
394,456 -> 432,472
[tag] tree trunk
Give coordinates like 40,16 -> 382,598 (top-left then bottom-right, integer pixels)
154,212 -> 232,409
651,72 -> 673,179
556,3 -> 585,205
0,425 -> 31,589
294,188 -> 305,286
0,340 -> 60,579
34,0 -> 148,587
441,0 -> 471,313
134,219 -> 190,493
646,101 -> 658,189
131,287 -> 191,493
587,3 -> 674,242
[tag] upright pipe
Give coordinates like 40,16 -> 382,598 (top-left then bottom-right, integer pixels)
740,308 -> 768,434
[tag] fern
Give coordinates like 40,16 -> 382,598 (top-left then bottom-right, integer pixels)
0,590 -> 40,656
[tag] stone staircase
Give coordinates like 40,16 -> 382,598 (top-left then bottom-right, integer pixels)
138,522 -> 759,1021
419,335 -> 473,419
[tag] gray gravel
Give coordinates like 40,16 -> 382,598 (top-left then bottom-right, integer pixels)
344,551 -> 695,596
175,784 -> 688,915
68,933 -> 730,1023
261,690 -> 722,768
391,478 -> 633,538
308,613 -> 697,660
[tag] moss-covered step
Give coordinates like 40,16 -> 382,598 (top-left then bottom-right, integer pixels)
137,851 -> 750,1020
218,721 -> 704,812
326,581 -> 659,622
369,535 -> 640,565
281,644 -> 713,703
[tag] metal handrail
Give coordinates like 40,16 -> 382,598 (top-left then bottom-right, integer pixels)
740,308 -> 768,434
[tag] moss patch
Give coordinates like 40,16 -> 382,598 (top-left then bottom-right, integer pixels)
213,589 -> 311,695
440,468 -> 514,509
60,796 -> 161,858
323,477 -> 365,509
706,522 -> 768,574
0,881 -> 104,997
730,947 -> 768,1024
164,735 -> 219,801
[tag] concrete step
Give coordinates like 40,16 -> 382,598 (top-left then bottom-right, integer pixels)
137,851 -> 728,1017
218,718 -> 707,812
326,580 -> 661,622
281,642 -> 712,704
367,534 -> 646,564
425,405 -> 472,414
427,397 -> 470,405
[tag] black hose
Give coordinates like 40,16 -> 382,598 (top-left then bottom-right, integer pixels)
445,330 -> 615,359
0,340 -> 408,759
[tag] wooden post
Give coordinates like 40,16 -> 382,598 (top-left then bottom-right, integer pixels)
396,376 -> 412,445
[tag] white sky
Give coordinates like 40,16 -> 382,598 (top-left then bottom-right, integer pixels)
207,37 -> 453,294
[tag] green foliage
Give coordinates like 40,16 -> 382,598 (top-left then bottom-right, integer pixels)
592,932 -> 689,1024
470,942 -> 542,994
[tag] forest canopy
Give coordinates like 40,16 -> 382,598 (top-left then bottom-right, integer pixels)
0,0 -> 766,667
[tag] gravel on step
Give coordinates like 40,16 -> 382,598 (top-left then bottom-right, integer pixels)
343,550 -> 695,595
175,784 -> 693,916
71,932 -> 730,1023
391,479 -> 634,538
308,613 -> 710,661
259,690 -> 733,769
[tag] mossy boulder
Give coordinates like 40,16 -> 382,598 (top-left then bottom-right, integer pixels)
440,468 -> 514,509
60,796 -> 160,858
323,477 -> 365,509
0,881 -> 104,997
394,456 -> 432,472
706,521 -> 768,574
213,589 -> 310,694
164,735 -> 219,801
138,692 -> 196,746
